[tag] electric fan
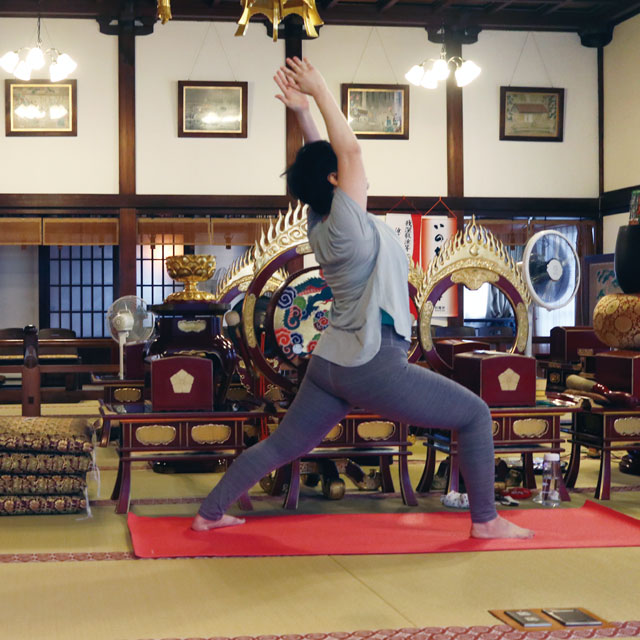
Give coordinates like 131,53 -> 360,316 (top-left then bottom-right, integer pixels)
520,229 -> 581,354
106,296 -> 155,379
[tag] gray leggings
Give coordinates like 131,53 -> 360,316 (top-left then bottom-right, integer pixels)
199,326 -> 498,523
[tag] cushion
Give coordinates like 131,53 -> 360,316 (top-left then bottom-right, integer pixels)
0,494 -> 86,516
0,474 -> 86,495
0,417 -> 96,454
0,452 -> 92,475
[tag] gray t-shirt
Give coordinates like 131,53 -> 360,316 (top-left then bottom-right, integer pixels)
308,188 -> 412,366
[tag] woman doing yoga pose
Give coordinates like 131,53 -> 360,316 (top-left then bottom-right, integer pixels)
192,57 -> 533,540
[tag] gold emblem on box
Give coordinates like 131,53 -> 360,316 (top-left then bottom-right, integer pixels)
323,423 -> 343,442
512,419 -> 548,438
498,368 -> 521,391
170,369 -> 195,394
135,425 -> 177,445
113,387 -> 142,403
613,417 -> 640,437
357,421 -> 396,440
191,424 -> 232,444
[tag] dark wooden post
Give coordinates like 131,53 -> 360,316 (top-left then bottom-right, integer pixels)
21,325 -> 41,417
444,32 -> 465,326
118,23 -> 137,297
285,32 -> 305,274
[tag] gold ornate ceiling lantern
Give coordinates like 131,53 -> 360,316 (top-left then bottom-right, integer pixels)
235,0 -> 324,41
157,0 -> 172,24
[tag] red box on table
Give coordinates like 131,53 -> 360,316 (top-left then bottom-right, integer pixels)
435,339 -> 491,369
595,350 -> 640,397
550,326 -> 609,362
453,351 -> 536,407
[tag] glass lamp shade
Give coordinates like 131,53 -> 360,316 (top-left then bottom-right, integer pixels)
405,64 -> 425,86
455,60 -> 481,87
0,50 -> 19,73
431,58 -> 450,81
420,69 -> 438,89
13,60 -> 32,81
25,46 -> 45,70
56,53 -> 77,76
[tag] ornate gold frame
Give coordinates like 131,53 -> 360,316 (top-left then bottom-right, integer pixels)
418,217 -> 531,372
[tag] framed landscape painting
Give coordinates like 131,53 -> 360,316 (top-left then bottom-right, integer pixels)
500,86 -> 564,142
341,83 -> 409,140
178,81 -> 247,138
5,79 -> 77,136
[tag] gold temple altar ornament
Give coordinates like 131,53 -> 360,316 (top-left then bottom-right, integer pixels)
157,0 -> 172,24
164,255 -> 216,302
235,0 -> 324,41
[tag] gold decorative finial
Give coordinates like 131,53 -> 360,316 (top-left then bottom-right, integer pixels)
157,0 -> 172,24
235,0 -> 324,42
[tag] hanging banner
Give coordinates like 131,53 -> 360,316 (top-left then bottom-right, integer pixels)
384,212 -> 422,265
421,215 -> 458,317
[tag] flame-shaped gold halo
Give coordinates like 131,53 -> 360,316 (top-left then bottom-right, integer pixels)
235,0 -> 324,42
418,216 -> 531,354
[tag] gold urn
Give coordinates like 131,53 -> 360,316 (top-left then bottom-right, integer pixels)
164,255 -> 216,302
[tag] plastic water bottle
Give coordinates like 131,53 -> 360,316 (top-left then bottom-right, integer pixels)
533,452 -> 561,507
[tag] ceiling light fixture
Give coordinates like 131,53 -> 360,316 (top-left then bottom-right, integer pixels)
405,45 -> 481,89
0,17 -> 77,83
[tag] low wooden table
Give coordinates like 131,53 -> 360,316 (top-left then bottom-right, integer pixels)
417,403 -> 579,501
267,413 -> 417,509
99,402 -> 263,513
564,406 -> 640,500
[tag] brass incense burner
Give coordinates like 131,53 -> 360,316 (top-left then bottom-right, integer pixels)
164,255 -> 216,302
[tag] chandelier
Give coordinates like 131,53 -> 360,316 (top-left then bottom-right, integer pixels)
154,0 -> 323,42
405,45 -> 481,89
0,17 -> 77,83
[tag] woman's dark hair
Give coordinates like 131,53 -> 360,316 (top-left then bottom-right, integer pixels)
285,140 -> 337,216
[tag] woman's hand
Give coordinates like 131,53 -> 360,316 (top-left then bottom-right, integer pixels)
281,57 -> 327,98
274,69 -> 309,112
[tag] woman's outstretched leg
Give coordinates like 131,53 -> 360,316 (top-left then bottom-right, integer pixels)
333,330 -> 532,538
193,357 -> 350,530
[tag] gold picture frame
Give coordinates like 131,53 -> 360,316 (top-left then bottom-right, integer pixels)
178,81 -> 248,138
341,83 -> 409,140
500,86 -> 564,142
5,79 -> 77,137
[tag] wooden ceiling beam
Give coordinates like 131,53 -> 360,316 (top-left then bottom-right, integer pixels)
0,0 -> 637,33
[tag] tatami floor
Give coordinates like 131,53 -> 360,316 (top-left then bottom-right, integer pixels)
1,402 -> 640,640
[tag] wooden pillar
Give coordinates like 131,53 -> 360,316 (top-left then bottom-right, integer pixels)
596,46 -> 604,254
21,325 -> 41,417
444,33 -> 465,324
285,34 -> 304,274
285,36 -> 304,171
118,25 -> 137,297
119,208 -> 137,297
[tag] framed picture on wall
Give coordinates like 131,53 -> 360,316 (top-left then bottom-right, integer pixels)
584,253 -> 621,323
341,83 -> 409,140
178,81 -> 248,138
5,79 -> 77,136
499,86 -> 565,142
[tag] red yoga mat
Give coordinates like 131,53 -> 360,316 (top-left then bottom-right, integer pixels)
127,501 -> 640,559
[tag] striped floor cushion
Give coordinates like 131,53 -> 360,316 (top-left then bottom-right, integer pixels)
0,474 -> 86,495
0,417 -> 97,454
0,452 -> 92,475
0,494 -> 86,516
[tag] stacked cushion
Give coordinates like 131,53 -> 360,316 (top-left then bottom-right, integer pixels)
0,417 -> 97,516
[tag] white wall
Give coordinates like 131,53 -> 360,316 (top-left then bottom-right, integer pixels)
463,31 -> 599,198
0,18 -> 119,194
0,247 -> 39,327
603,211 -> 630,253
136,21 -> 286,195
604,14 -> 640,192
305,26 -> 448,196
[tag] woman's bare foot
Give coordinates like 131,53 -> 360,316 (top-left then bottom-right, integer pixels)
471,515 -> 534,539
191,514 -> 246,531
